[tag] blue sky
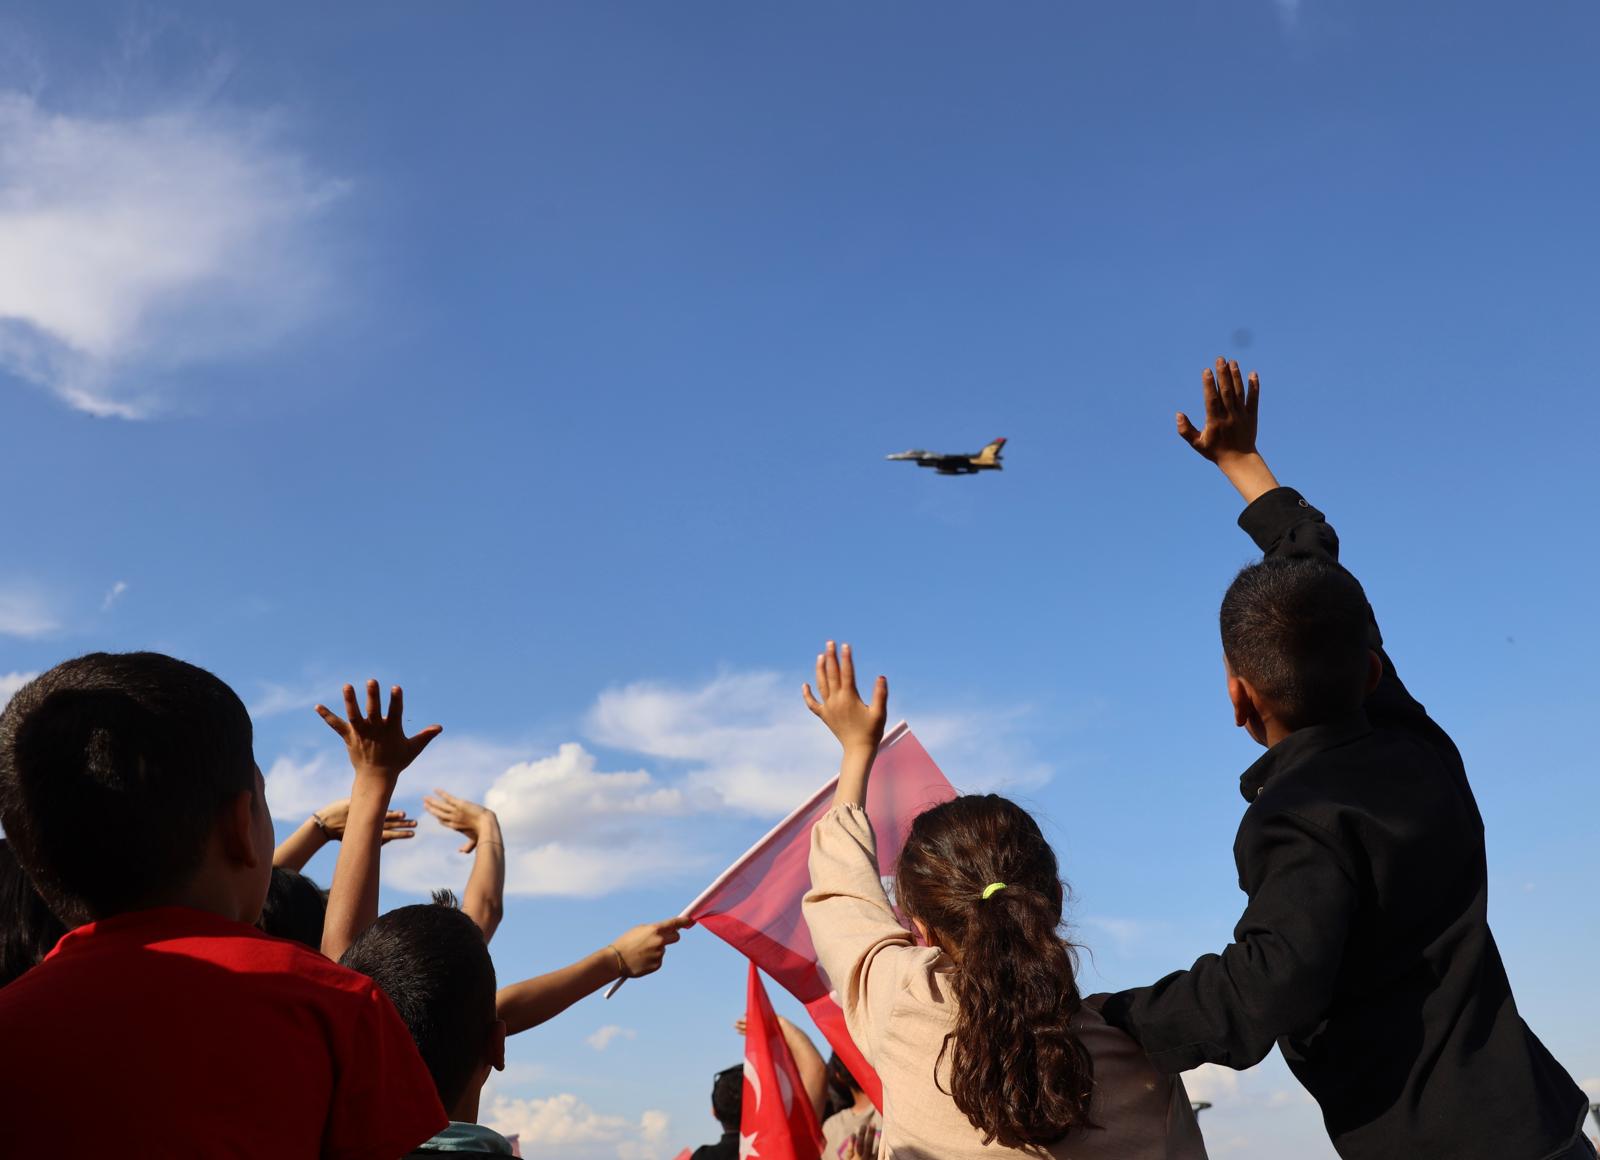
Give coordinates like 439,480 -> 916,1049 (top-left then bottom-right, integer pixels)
2,2 -> 1598,1155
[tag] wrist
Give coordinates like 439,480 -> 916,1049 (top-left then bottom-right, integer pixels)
307,814 -> 332,843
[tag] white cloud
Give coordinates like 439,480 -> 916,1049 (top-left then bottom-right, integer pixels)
0,91 -> 345,417
1080,916 -> 1163,955
100,580 -> 128,611
485,1092 -> 670,1160
485,743 -> 687,847
0,671 -> 38,712
587,1025 -> 637,1052
383,742 -> 699,898
267,668 -> 1051,898
588,670 -> 837,814
0,584 -> 58,637
1183,1063 -> 1242,1106
262,751 -> 347,820
1272,0 -> 1302,29
588,670 -> 1051,813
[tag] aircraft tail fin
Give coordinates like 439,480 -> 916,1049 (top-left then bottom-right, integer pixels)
974,437 -> 1006,466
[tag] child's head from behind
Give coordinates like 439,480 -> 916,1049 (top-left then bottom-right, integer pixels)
0,838 -> 66,987
710,1065 -> 743,1131
1220,557 -> 1381,741
257,868 -> 327,950
0,652 -> 270,928
894,794 -> 1094,1149
341,903 -> 505,1120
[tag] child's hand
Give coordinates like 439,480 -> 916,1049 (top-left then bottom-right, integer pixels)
1177,356 -> 1260,466
423,789 -> 496,854
313,798 -> 416,844
610,916 -> 694,979
841,1122 -> 880,1160
803,642 -> 888,756
315,680 -> 442,783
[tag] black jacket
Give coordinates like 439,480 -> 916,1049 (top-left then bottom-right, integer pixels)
1100,487 -> 1584,1160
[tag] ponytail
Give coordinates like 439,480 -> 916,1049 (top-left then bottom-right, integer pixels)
895,795 -> 1096,1148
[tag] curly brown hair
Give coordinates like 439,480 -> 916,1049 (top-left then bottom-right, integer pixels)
894,794 -> 1096,1149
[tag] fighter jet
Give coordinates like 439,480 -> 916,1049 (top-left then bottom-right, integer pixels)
886,437 -> 1006,475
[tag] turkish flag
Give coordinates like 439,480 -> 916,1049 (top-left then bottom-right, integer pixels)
742,961 -> 824,1160
690,724 -> 956,1110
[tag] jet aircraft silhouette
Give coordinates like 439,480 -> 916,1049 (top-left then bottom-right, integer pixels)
886,437 -> 1006,475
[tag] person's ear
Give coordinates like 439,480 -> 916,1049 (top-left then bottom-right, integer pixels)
912,918 -> 932,947
491,1018 -> 507,1072
1228,675 -> 1269,747
218,788 -> 264,868
1364,650 -> 1383,696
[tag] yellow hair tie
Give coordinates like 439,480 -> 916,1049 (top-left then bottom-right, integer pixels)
981,882 -> 1007,900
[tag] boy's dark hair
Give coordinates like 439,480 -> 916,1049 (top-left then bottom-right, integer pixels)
1220,557 -> 1374,730
825,1051 -> 862,1114
340,903 -> 497,1111
711,1065 -> 743,1130
0,653 -> 257,926
256,868 -> 327,950
0,838 -> 67,988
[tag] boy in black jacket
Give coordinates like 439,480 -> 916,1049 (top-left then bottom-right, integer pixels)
1099,359 -> 1588,1160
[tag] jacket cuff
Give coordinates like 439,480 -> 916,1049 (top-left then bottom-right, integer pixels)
1237,486 -> 1322,553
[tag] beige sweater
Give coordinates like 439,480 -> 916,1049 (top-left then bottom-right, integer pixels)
803,804 -> 1208,1160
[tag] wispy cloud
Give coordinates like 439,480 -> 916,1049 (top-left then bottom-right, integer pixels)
0,584 -> 58,637
268,667 -> 1052,898
1272,0 -> 1302,30
100,580 -> 128,611
0,671 -> 39,712
587,669 -> 1050,814
484,1093 -> 669,1160
587,1025 -> 637,1052
0,91 -> 346,417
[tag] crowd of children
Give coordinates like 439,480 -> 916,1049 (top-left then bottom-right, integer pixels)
0,360 -> 1591,1159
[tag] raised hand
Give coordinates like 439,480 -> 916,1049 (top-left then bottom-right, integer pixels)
423,789 -> 495,854
803,642 -> 889,756
842,1121 -> 881,1160
315,680 -> 442,782
1177,356 -> 1259,465
1176,357 -> 1280,504
314,797 -> 416,845
610,916 -> 694,979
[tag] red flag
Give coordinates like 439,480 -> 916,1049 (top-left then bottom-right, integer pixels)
742,961 -> 824,1160
690,724 -> 956,1110
671,1151 -> 692,1160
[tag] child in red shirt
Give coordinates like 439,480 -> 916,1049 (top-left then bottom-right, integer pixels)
0,652 -> 447,1158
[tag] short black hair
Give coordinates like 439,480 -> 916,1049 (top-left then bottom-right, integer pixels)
0,838 -> 67,988
826,1050 -> 863,1111
256,868 -> 327,950
712,1065 -> 743,1130
1220,557 -> 1374,729
340,903 -> 497,1111
0,653 -> 257,925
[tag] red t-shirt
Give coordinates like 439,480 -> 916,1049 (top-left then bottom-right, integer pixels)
0,906 -> 447,1158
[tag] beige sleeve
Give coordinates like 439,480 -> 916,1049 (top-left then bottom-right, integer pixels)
803,803 -> 920,1062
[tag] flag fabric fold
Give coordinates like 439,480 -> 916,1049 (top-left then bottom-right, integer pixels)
741,961 -> 825,1160
689,723 -> 957,1109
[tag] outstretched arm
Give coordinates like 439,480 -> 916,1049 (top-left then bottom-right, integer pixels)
423,790 -> 505,942
495,917 -> 691,1036
272,799 -> 415,872
803,641 -> 888,809
1180,357 -> 1431,727
318,681 -> 442,961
